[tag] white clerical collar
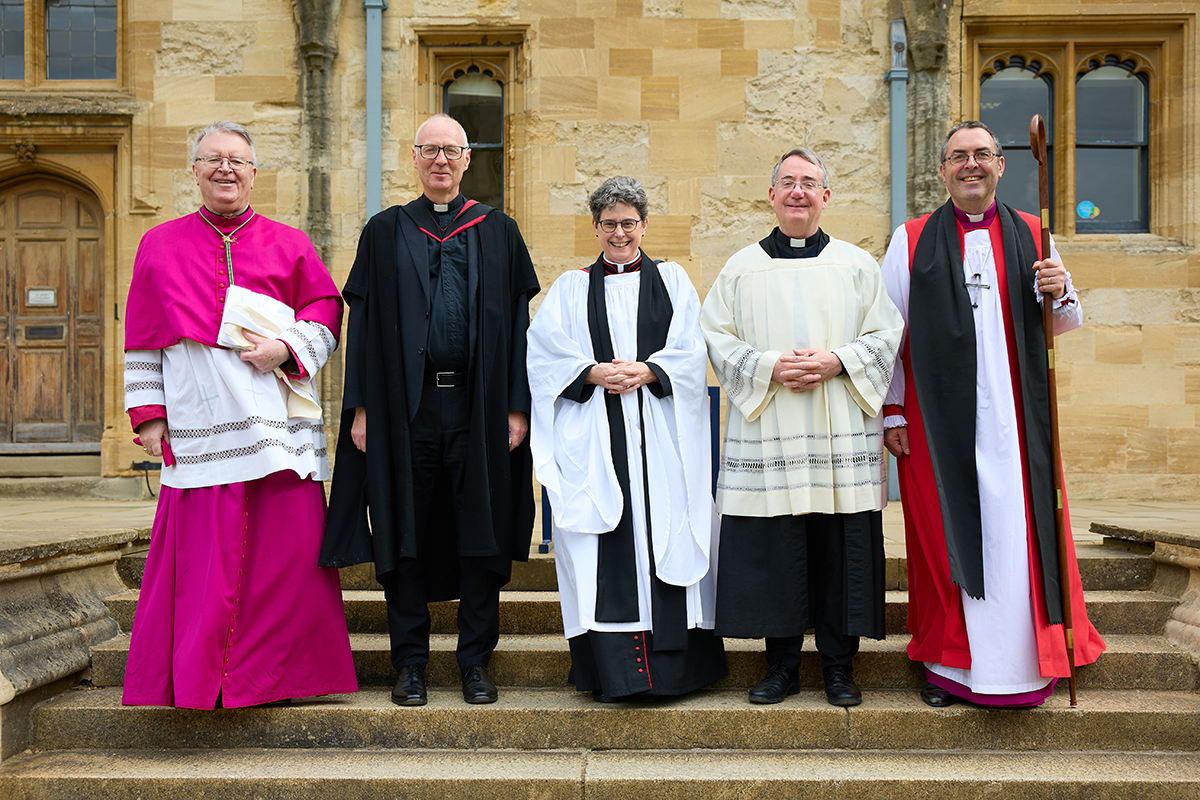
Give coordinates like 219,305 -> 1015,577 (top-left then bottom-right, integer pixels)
604,253 -> 641,272
789,237 -> 806,248
433,203 -> 449,212
965,211 -> 985,223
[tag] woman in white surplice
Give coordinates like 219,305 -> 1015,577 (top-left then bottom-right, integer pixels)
528,177 -> 727,702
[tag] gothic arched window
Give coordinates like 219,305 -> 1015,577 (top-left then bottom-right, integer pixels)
980,57 -> 1054,223
1074,57 -> 1149,233
444,65 -> 504,210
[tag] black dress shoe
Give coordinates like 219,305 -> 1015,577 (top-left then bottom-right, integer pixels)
823,666 -> 863,707
592,690 -> 618,704
392,664 -> 427,706
461,664 -> 498,704
748,663 -> 800,704
920,682 -> 959,707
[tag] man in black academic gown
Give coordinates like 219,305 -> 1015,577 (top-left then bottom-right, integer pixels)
322,114 -> 540,706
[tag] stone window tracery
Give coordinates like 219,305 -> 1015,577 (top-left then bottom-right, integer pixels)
443,62 -> 505,210
980,57 -> 1055,224
967,20 -> 1181,240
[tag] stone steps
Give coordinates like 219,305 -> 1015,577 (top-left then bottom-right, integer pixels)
88,631 -> 1199,692
113,541 -> 1151,592
27,686 -> 1200,753
3,746 -> 1198,799
102,586 -> 1179,637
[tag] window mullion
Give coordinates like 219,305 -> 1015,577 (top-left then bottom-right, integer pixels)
1062,41 -> 1076,236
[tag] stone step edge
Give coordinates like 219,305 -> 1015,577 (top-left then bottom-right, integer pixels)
102,588 -> 1181,604
2,747 -> 1198,786
88,631 -> 1187,656
43,684 -> 1200,715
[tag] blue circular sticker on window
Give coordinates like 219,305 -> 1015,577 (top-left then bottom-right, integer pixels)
1076,201 -> 1099,219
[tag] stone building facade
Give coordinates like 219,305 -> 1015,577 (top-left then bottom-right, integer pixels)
0,0 -> 1195,500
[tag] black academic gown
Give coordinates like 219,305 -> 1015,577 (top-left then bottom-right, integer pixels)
320,200 -> 540,600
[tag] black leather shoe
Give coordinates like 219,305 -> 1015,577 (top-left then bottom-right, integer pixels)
592,690 -> 618,704
391,664 -> 427,706
748,663 -> 800,704
823,666 -> 863,707
462,664 -> 499,704
920,682 -> 959,707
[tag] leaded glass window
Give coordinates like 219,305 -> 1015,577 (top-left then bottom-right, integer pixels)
444,66 -> 504,210
1074,58 -> 1149,233
0,0 -> 23,80
45,0 -> 116,80
980,59 -> 1053,224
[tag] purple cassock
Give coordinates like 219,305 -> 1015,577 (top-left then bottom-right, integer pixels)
121,206 -> 357,708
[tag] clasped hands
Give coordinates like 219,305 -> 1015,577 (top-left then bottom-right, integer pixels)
773,348 -> 842,393
588,359 -> 658,395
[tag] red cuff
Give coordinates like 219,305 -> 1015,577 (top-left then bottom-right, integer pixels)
280,341 -> 309,381
129,405 -> 167,433
883,404 -> 904,418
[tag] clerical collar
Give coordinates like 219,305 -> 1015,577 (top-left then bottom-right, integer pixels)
602,252 -> 643,275
199,205 -> 254,229
770,227 -> 829,258
954,201 -> 998,232
420,194 -> 465,216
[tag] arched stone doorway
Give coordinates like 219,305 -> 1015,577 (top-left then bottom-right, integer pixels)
0,176 -> 104,447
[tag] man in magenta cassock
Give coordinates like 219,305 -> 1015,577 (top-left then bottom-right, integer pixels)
122,121 -> 357,708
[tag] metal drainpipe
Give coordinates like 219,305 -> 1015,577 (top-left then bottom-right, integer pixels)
364,0 -> 387,219
885,19 -> 909,502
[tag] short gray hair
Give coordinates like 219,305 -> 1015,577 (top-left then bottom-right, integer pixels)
192,121 -> 256,165
414,113 -> 470,147
771,148 -> 829,188
940,120 -> 1004,162
588,176 -> 649,221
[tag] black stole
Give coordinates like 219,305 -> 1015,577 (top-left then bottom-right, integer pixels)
586,253 -> 687,647
908,200 -> 1062,623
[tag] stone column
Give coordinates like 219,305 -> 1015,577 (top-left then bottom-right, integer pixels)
901,0 -> 952,217
295,1 -> 345,428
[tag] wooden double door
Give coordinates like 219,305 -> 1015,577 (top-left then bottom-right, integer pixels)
0,178 -> 103,445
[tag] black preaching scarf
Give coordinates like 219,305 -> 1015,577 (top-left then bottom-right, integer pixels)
583,252 -> 688,648
908,200 -> 1063,623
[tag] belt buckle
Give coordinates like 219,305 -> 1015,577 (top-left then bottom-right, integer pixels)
436,371 -> 455,388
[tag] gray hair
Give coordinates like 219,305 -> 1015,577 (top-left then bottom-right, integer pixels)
588,176 -> 649,221
414,113 -> 470,147
771,148 -> 829,188
940,120 -> 1004,162
191,121 -> 256,165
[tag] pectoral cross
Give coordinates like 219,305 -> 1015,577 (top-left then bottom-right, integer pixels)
965,272 -> 990,308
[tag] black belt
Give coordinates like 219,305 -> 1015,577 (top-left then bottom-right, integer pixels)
424,368 -> 466,388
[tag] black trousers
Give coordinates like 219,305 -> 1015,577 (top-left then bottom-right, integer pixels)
716,512 -> 885,673
380,378 -> 502,673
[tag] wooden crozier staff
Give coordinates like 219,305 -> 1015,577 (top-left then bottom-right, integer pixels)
1029,113 -> 1078,707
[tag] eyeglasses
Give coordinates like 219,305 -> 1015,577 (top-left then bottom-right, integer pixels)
775,178 -> 823,192
194,155 -> 253,171
596,218 -> 643,233
944,150 -> 997,166
415,144 -> 467,160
